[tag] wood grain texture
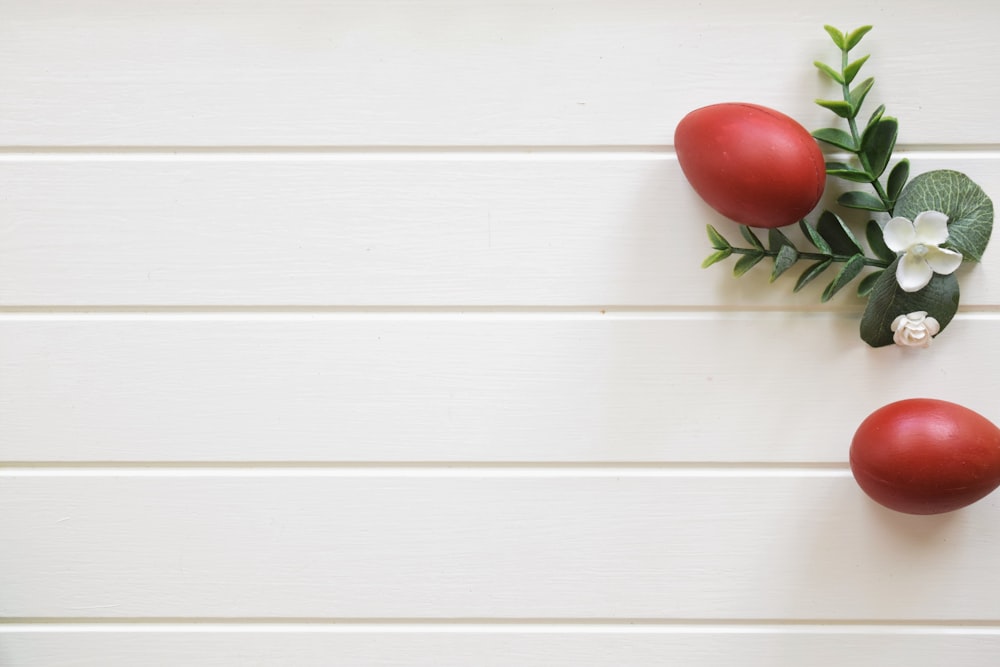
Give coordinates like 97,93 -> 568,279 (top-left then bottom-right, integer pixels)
3,315 -> 999,463
2,155 -> 999,306
2,0 -> 997,146
3,474 -> 1000,620
4,628 -> 1000,667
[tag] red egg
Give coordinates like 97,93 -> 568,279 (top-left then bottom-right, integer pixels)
850,398 -> 1000,514
675,103 -> 825,228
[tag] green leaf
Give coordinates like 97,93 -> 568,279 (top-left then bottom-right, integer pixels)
813,61 -> 845,84
865,104 -> 885,131
702,248 -> 733,268
821,254 -> 866,302
767,228 -> 794,253
894,169 -> 994,262
825,161 -> 874,183
817,210 -> 864,256
838,190 -> 888,212
706,224 -> 731,250
860,117 -> 898,179
733,251 -> 765,277
812,128 -> 857,151
815,99 -> 854,119
856,269 -> 884,297
799,219 -> 832,254
849,77 -> 875,112
859,259 -> 960,347
739,225 -> 764,251
771,244 -> 799,282
823,25 -> 847,50
794,258 -> 833,292
886,159 -> 910,203
843,54 -> 870,84
845,26 -> 873,51
866,220 -> 896,263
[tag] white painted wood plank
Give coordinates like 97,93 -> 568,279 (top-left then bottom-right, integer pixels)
4,628 -> 1000,667
3,474 -> 1000,619
4,315 -> 998,463
2,155 -> 998,306
1,1 -> 996,146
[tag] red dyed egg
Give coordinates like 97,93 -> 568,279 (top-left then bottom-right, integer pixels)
675,103 -> 825,228
850,398 -> 1000,514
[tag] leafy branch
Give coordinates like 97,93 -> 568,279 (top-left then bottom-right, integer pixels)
812,25 -> 909,215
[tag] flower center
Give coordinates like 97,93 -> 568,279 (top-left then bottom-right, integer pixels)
911,243 -> 929,258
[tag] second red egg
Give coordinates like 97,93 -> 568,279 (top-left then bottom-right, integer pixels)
675,103 -> 826,228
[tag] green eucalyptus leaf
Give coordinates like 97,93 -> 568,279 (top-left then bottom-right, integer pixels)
813,61 -> 845,84
812,128 -> 857,151
771,244 -> 799,282
794,258 -> 833,292
733,251 -> 765,277
824,25 -> 847,50
859,259 -> 960,347
845,26 -> 873,51
815,99 -> 854,119
865,104 -> 886,131
849,77 -> 875,113
894,169 -> 994,261
767,228 -> 794,252
740,225 -> 764,251
886,159 -> 910,203
843,54 -> 870,84
821,254 -> 866,302
702,248 -> 733,268
825,161 -> 874,183
866,219 -> 897,263
860,117 -> 898,179
706,224 -> 731,250
838,191 -> 888,212
800,219 -> 833,254
817,210 -> 864,256
857,269 -> 884,297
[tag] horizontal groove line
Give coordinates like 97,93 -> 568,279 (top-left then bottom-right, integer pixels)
0,462 -> 851,477
3,618 -> 1000,633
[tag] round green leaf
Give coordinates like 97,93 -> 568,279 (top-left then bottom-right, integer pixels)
894,169 -> 993,262
859,258 -> 960,347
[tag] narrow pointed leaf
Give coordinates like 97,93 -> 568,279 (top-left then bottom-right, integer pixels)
740,225 -> 764,251
823,25 -> 847,50
794,258 -> 834,292
733,251 -> 765,277
866,219 -> 897,263
706,224 -> 731,250
865,104 -> 886,131
702,248 -> 733,268
845,26 -> 873,51
815,99 -> 854,119
849,77 -> 875,112
767,228 -> 794,252
860,259 -> 960,347
886,158 -> 910,202
821,254 -> 866,301
800,219 -> 833,254
837,190 -> 888,212
895,169 -> 994,262
817,210 -> 864,255
861,117 -> 898,178
857,269 -> 884,297
813,61 -> 845,84
826,166 -> 875,183
812,128 -> 857,151
771,244 -> 799,282
843,54 -> 870,84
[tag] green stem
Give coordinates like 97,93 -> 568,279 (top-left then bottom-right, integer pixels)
839,47 -> 893,212
729,245 -> 890,268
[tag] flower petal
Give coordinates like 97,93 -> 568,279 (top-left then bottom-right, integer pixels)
913,210 -> 950,245
883,217 -> 916,252
924,246 -> 963,275
925,316 -> 941,336
896,252 -> 933,292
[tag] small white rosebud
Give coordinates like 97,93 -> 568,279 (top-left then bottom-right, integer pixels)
891,311 -> 941,348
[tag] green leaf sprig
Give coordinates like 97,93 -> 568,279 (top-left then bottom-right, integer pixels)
701,24 -> 994,347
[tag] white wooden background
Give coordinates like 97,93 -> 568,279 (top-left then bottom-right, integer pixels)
3,1 -> 1000,665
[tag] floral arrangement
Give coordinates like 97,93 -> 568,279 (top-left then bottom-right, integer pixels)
677,25 -> 994,348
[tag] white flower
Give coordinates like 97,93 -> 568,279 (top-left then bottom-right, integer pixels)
891,311 -> 940,348
883,210 -> 963,292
